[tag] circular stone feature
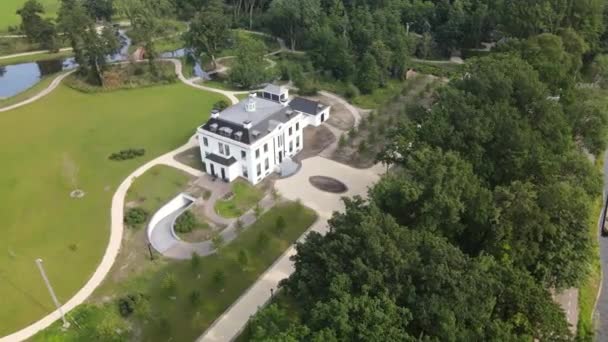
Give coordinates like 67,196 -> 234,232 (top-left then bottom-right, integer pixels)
70,189 -> 86,198
309,176 -> 348,194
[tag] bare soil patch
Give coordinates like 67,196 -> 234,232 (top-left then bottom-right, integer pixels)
309,176 -> 348,193
304,94 -> 355,131
174,147 -> 205,172
295,126 -> 336,161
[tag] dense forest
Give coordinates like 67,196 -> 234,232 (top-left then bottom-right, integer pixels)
22,0 -> 608,340
234,0 -> 608,341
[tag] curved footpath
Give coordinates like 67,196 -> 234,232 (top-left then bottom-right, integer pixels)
0,47 -> 73,61
0,70 -> 76,112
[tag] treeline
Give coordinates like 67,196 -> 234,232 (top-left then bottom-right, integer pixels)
242,1 -> 608,342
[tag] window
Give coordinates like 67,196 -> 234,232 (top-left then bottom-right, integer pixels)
296,136 -> 300,148
257,164 -> 261,176
218,142 -> 224,155
265,158 -> 269,170
203,137 -> 208,146
241,150 -> 246,159
289,141 -> 293,152
289,127 -> 293,136
296,122 -> 300,131
225,145 -> 230,156
278,136 -> 282,147
256,149 -> 260,158
242,165 -> 248,178
264,143 -> 268,152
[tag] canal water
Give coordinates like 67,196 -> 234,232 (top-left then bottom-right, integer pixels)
0,30 -> 131,99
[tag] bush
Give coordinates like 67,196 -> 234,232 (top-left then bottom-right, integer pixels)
358,140 -> 368,153
274,216 -> 286,235
348,128 -> 357,139
213,100 -> 230,111
109,148 -> 146,161
339,134 -> 347,148
117,293 -> 144,317
189,290 -> 202,306
344,83 -> 360,99
124,208 -> 149,228
174,210 -> 197,233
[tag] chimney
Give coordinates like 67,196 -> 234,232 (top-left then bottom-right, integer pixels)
243,120 -> 252,129
245,92 -> 257,112
211,109 -> 220,119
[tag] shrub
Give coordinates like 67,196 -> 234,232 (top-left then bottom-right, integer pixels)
344,83 -> 360,99
213,100 -> 230,111
256,231 -> 270,249
212,233 -> 225,251
117,293 -> 144,318
275,216 -> 286,235
161,273 -> 177,294
348,128 -> 357,139
254,204 -> 262,218
358,140 -> 367,153
238,249 -> 249,270
212,269 -> 226,289
189,290 -> 202,306
339,134 -> 347,148
109,148 -> 146,161
235,218 -> 244,231
124,208 -> 149,228
174,210 -> 197,233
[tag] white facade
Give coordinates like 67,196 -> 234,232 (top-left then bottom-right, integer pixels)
197,85 -> 330,184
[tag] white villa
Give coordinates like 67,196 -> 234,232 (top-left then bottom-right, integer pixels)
197,85 -> 331,184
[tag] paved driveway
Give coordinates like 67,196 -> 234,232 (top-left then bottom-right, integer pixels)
275,157 -> 384,218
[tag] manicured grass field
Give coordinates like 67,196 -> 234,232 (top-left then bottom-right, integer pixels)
36,201 -> 317,342
0,0 -> 59,32
0,82 -> 224,336
126,165 -> 194,213
215,179 -> 264,218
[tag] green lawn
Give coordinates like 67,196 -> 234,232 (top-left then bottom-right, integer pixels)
0,82 -> 225,335
35,202 -> 318,342
0,0 -> 59,32
215,180 -> 264,218
126,165 -> 194,214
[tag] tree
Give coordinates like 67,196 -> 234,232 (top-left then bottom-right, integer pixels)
275,198 -> 571,340
564,90 -> 608,156
266,0 -> 321,50
184,0 -> 231,70
356,52 -> 380,94
17,0 -> 59,51
117,0 -> 173,74
590,54 -> 608,88
84,0 -> 114,21
228,36 -> 269,88
58,0 -> 120,85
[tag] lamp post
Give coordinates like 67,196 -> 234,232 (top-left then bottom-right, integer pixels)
35,258 -> 70,329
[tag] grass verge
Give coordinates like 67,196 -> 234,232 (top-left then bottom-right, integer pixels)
34,202 -> 317,342
215,180 -> 264,218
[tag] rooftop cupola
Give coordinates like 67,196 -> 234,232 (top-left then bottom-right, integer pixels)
245,93 -> 257,112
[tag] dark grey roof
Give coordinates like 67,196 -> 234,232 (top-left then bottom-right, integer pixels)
289,97 -> 325,115
206,153 -> 237,166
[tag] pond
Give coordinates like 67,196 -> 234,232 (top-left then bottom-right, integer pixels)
160,48 -> 210,80
0,30 -> 131,100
